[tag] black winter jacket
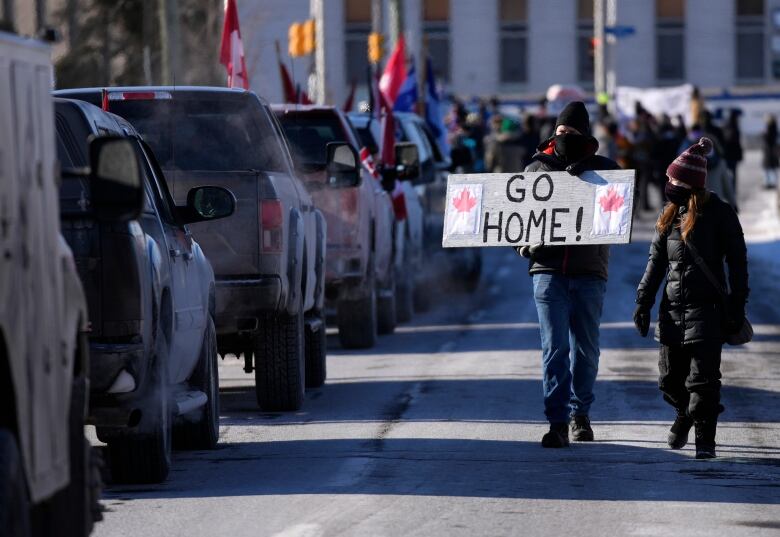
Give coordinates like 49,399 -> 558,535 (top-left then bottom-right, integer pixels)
523,139 -> 622,281
636,193 -> 749,345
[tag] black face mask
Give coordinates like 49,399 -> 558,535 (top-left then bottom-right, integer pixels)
554,133 -> 589,163
665,182 -> 692,206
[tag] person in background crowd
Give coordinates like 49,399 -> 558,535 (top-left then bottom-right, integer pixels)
483,113 -> 524,173
629,106 -> 657,212
634,137 -> 748,460
520,114 -> 540,168
652,114 -> 683,195
690,86 -> 704,127
761,114 -> 778,189
517,101 -> 621,449
722,109 -> 743,197
698,109 -> 724,149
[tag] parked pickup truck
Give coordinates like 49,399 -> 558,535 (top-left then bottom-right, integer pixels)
348,112 -> 427,321
56,87 -> 331,409
273,105 -> 399,348
54,97 -> 235,484
0,32 -> 104,536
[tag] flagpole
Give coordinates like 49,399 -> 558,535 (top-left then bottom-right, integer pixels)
417,34 -> 428,117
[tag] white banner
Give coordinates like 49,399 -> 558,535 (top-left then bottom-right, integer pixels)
615,84 -> 693,124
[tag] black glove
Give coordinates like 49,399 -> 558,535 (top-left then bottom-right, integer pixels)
633,303 -> 651,337
515,242 -> 544,259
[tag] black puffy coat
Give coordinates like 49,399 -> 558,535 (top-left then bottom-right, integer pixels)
636,193 -> 749,345
524,138 -> 621,281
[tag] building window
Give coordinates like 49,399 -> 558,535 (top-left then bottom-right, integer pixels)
424,0 -> 450,82
577,0 -> 594,86
736,0 -> 765,82
656,0 -> 685,82
344,0 -> 371,85
499,0 -> 527,84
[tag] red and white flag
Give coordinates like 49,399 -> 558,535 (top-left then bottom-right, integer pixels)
379,35 -> 407,105
592,183 -> 631,236
220,0 -> 250,90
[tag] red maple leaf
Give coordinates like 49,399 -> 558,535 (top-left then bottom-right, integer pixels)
598,187 -> 625,212
452,188 -> 478,213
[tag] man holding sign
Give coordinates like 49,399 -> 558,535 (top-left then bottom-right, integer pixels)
443,102 -> 631,448
521,102 -> 622,448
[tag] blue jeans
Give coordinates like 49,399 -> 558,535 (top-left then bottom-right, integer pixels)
532,273 -> 606,424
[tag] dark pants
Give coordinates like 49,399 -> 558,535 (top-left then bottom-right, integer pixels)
658,341 -> 723,420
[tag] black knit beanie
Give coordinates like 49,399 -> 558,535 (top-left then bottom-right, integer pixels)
555,101 -> 591,136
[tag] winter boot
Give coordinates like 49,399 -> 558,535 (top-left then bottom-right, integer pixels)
694,420 -> 717,459
542,423 -> 570,448
570,415 -> 594,442
667,411 -> 694,449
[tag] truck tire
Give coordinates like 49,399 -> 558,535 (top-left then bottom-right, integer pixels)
254,312 -> 305,411
107,333 -> 172,484
59,374 -> 95,537
396,272 -> 414,323
174,316 -> 220,450
377,281 -> 397,335
304,315 -> 327,389
0,429 -> 31,537
337,286 -> 378,349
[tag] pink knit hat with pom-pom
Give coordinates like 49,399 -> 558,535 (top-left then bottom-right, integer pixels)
666,137 -> 713,189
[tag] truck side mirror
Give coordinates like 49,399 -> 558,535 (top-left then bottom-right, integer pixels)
179,186 -> 236,224
88,135 -> 144,222
325,142 -> 361,188
395,142 -> 423,183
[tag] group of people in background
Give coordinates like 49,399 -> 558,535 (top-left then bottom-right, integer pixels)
443,93 -> 752,215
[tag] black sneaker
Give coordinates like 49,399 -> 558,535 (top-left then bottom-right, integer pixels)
570,415 -> 594,442
694,420 -> 717,459
668,413 -> 694,449
541,423 -> 570,448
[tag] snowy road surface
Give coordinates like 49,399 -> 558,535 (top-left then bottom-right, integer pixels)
92,153 -> 780,537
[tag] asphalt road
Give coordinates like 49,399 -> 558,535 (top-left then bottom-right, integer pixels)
92,152 -> 780,537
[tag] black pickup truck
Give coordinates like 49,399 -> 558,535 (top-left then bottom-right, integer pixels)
55,98 -> 234,483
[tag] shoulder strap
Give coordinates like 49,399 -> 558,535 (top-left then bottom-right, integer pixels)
685,240 -> 727,299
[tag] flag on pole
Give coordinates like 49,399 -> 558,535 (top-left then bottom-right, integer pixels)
425,55 -> 447,152
343,79 -> 357,112
220,0 -> 250,90
379,90 -> 407,220
379,35 -> 407,105
276,40 -> 296,102
393,60 -> 417,113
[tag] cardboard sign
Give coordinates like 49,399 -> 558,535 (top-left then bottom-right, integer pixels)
442,170 -> 636,248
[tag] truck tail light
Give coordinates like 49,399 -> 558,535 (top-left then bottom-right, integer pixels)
260,199 -> 283,253
108,91 -> 173,101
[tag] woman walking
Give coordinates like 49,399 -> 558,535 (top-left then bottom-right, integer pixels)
633,137 -> 749,459
761,115 -> 778,189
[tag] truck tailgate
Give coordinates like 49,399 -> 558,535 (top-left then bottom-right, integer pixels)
166,169 -> 261,276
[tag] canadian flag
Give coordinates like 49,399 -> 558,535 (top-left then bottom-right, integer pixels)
379,35 -> 407,105
592,183 -> 632,236
220,0 -> 250,90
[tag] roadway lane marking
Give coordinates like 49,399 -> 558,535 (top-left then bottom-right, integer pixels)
270,523 -> 323,537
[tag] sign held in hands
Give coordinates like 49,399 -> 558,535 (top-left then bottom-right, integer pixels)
442,170 -> 636,248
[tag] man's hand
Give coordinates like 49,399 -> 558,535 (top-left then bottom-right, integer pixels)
515,242 -> 544,259
633,304 -> 651,337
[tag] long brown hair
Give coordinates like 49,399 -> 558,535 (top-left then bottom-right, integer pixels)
656,189 -> 710,242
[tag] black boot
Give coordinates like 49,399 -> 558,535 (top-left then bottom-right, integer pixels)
668,411 -> 694,449
570,415 -> 594,442
694,420 -> 717,459
542,423 -> 570,448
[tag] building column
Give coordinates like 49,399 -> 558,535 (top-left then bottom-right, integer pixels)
312,0 -> 346,105
402,0 -> 422,68
685,0 -> 734,90
611,0 -> 655,89
450,0 -> 498,96
527,0 -> 577,94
